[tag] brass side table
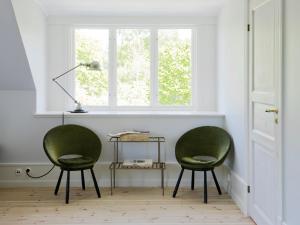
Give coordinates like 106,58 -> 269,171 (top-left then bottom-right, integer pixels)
108,136 -> 166,195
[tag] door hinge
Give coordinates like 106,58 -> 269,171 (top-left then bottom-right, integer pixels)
247,185 -> 251,193
247,24 -> 251,32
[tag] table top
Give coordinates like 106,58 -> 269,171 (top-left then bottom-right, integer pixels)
108,136 -> 165,143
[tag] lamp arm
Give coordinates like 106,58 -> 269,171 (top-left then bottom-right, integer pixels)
52,63 -> 83,104
52,64 -> 83,80
53,79 -> 78,104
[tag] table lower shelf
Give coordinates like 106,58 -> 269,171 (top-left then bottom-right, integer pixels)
109,161 -> 165,195
109,162 -> 165,170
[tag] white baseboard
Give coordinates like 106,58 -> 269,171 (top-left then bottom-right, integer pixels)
224,166 -> 248,215
0,162 -> 228,190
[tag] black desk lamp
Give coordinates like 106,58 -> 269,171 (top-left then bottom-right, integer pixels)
52,61 -> 100,113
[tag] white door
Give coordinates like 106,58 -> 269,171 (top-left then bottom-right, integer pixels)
249,0 -> 282,225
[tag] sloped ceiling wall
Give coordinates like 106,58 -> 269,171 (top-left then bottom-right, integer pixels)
0,0 -> 34,90
11,0 -> 48,111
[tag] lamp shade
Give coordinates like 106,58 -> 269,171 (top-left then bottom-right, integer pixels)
85,61 -> 101,71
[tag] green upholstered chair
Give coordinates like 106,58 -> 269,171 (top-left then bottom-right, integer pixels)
43,124 -> 102,204
172,126 -> 232,203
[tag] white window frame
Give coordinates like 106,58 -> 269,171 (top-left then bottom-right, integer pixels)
69,25 -> 198,111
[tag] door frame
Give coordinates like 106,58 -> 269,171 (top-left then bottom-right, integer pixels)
246,0 -> 283,224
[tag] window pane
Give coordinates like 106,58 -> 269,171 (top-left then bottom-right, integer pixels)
117,29 -> 150,106
158,29 -> 192,106
75,29 -> 109,106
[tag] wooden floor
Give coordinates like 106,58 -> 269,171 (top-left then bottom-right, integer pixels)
0,187 -> 255,225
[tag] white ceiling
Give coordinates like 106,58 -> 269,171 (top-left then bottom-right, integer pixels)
35,0 -> 226,16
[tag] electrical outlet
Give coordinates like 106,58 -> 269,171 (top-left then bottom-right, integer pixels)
15,168 -> 22,176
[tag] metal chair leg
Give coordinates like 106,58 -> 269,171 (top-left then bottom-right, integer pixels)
191,170 -> 195,190
81,170 -> 85,190
90,168 -> 101,198
173,168 -> 184,198
66,170 -> 70,204
110,167 -> 113,195
204,170 -> 207,204
211,169 -> 222,195
54,169 -> 63,195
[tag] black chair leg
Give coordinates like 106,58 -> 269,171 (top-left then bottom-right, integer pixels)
204,170 -> 207,204
211,169 -> 222,195
173,168 -> 184,198
191,170 -> 195,190
54,169 -> 63,195
81,170 -> 85,190
66,170 -> 70,204
90,168 -> 101,198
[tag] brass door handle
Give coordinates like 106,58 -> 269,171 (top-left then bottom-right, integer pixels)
265,108 -> 279,124
265,108 -> 278,114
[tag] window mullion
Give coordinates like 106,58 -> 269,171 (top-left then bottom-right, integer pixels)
109,29 -> 117,108
191,28 -> 198,110
151,29 -> 158,107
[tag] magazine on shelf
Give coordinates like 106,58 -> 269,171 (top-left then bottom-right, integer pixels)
122,159 -> 153,168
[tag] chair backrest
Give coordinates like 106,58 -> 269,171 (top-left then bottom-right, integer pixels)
43,124 -> 102,166
175,126 -> 232,166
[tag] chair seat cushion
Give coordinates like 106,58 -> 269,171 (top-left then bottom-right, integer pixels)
58,154 -> 94,169
181,155 -> 217,165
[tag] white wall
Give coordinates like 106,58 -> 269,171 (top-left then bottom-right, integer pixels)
0,0 -> 34,91
0,91 -> 57,163
47,16 -> 218,111
11,0 -> 48,111
283,0 -> 300,224
218,0 -> 247,180
217,0 -> 248,213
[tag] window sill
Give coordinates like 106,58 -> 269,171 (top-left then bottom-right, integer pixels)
34,111 -> 225,118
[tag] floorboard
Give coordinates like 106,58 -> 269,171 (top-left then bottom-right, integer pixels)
0,187 -> 255,225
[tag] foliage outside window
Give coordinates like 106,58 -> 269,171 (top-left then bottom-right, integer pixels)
158,29 -> 192,105
75,27 -> 193,108
75,29 -> 109,106
117,29 -> 151,106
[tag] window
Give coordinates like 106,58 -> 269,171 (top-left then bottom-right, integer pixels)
75,29 -> 109,106
74,27 -> 194,110
117,29 -> 151,106
158,29 -> 192,106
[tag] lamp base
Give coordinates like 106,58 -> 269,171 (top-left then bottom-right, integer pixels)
68,109 -> 88,113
